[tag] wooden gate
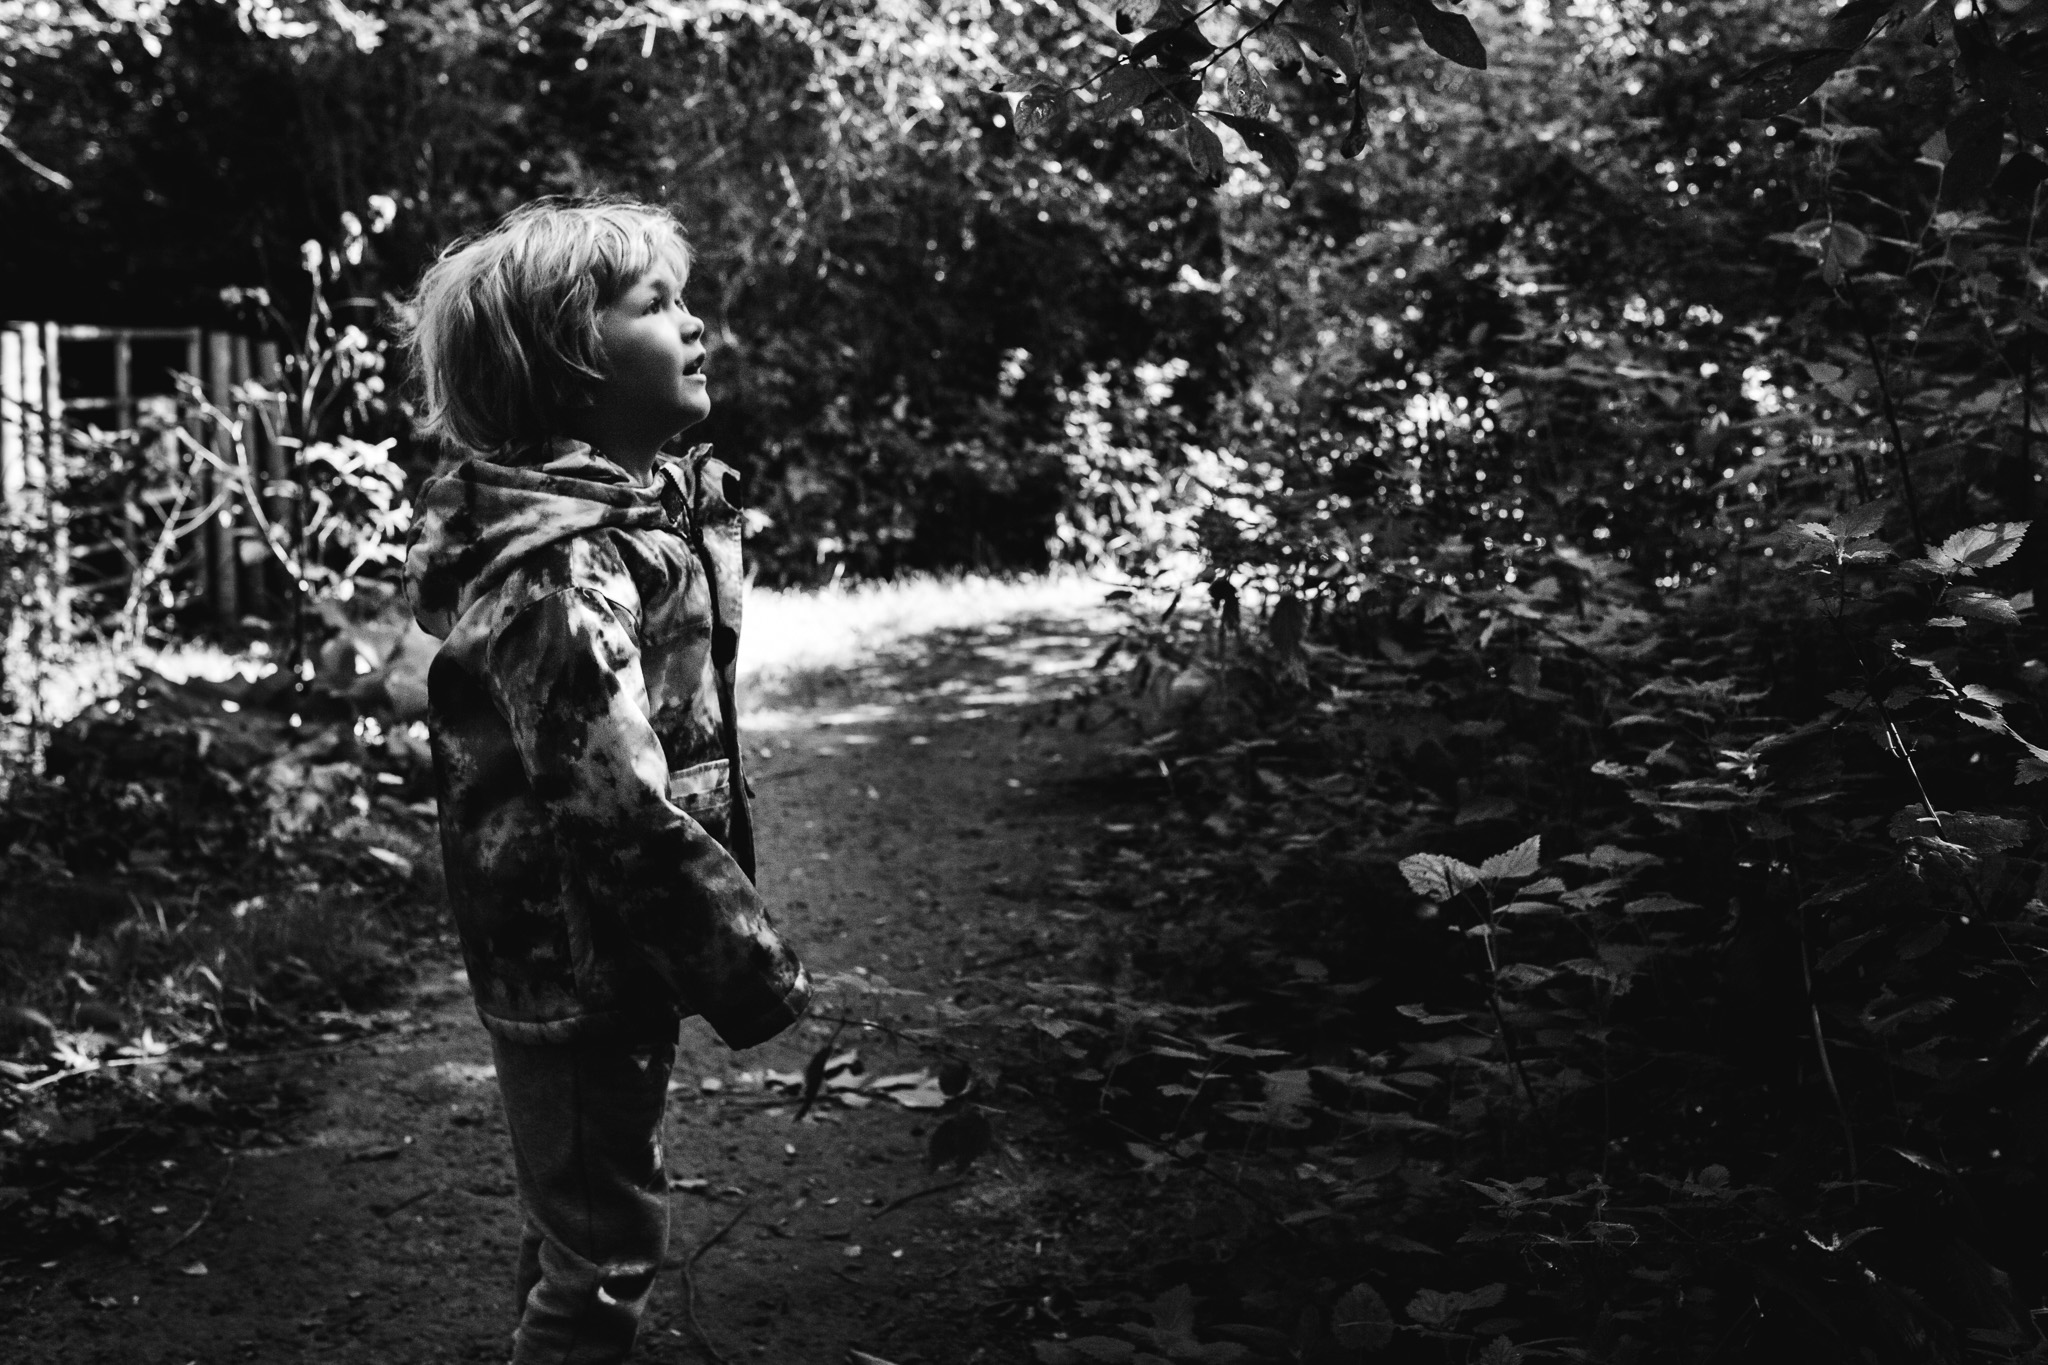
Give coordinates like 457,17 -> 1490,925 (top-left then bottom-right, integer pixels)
0,322 -> 287,632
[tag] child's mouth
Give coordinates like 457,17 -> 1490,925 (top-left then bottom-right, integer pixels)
682,354 -> 706,376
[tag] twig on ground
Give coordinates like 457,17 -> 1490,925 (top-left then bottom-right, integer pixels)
872,1177 -> 970,1219
676,1199 -> 752,1365
158,1155 -> 240,1259
12,1024 -> 407,1095
960,942 -> 1073,973
373,1186 -> 441,1219
17,1054 -> 172,1093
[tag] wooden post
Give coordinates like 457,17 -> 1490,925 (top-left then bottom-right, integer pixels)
18,325 -> 45,529
111,331 -> 140,581
256,340 -> 290,613
41,322 -> 70,638
205,331 -> 239,626
180,331 -> 204,614
0,329 -> 22,733
0,328 -> 21,517
230,335 -> 260,614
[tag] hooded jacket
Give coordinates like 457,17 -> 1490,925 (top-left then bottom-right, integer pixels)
404,439 -> 809,1049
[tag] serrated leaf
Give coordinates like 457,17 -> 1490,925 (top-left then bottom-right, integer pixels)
1949,589 -> 2023,626
1330,1282 -> 1395,1350
1405,0 -> 1487,70
1937,521 -> 2028,572
1623,893 -> 1698,914
1406,1288 -> 1454,1327
1478,835 -> 1541,882
1150,1283 -> 1198,1336
1835,505 -> 1875,540
1476,1336 -> 1525,1365
1943,812 -> 2031,852
1399,853 -> 1483,901
1213,112 -> 1299,188
1790,521 -> 1838,547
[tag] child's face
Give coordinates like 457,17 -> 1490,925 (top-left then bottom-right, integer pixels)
590,258 -> 709,441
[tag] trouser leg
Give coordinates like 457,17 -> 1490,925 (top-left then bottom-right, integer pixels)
491,1028 -> 677,1365
515,1219 -> 544,1319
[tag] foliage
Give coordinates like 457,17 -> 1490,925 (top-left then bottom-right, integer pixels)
0,0 -> 1224,584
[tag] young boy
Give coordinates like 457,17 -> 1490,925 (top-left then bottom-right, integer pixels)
401,199 -> 810,1364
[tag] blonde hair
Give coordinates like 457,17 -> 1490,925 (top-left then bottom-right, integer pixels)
404,198 -> 691,456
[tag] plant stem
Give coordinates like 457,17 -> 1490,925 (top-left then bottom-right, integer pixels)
1843,276 -> 1927,552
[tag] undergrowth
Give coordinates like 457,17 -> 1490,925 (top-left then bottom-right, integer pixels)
0,654 -> 444,1257
934,517 -> 2048,1364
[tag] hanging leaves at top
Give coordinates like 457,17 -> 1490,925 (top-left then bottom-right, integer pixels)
1015,82 -> 1068,134
1216,112 -> 1300,189
1095,65 -> 1167,118
1404,0 -> 1488,71
1226,54 -> 1270,118
1129,20 -> 1217,70
1280,19 -> 1359,79
1182,117 -> 1226,187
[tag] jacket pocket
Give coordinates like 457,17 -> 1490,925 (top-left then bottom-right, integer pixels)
667,758 -> 733,845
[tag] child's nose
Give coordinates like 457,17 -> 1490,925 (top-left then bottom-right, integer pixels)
679,309 -> 704,343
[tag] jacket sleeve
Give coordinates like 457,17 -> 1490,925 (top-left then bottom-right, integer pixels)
483,585 -> 809,1048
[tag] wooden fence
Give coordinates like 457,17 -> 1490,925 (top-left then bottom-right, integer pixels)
0,322 -> 287,631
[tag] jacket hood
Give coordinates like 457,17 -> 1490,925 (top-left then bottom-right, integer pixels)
404,440 -> 695,639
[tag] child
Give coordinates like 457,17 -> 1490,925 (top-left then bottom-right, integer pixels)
401,199 -> 810,1364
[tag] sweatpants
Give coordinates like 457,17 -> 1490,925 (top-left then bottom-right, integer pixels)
489,1027 -> 678,1365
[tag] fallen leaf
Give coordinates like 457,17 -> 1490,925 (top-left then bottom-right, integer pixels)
866,1070 -> 930,1091
889,1082 -> 949,1109
180,1261 -> 208,1277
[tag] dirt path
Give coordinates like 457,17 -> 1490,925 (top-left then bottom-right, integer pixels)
6,610 -> 1141,1365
